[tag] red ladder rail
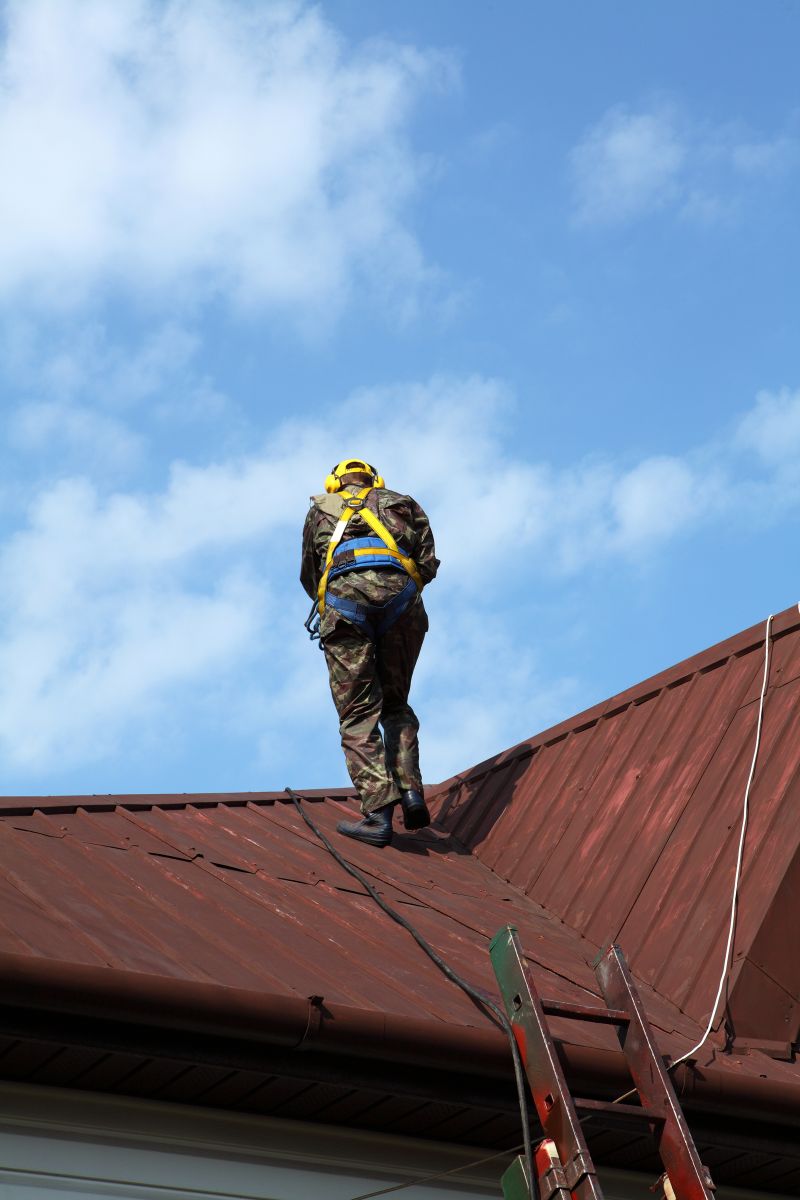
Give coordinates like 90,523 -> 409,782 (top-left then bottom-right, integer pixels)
489,925 -> 605,1200
595,944 -> 715,1200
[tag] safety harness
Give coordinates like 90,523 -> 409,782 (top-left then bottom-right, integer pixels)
309,486 -> 423,641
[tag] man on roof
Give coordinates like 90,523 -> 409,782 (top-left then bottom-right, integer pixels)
301,458 -> 439,848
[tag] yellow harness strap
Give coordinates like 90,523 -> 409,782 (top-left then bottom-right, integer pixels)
358,506 -> 424,591
317,487 -> 424,614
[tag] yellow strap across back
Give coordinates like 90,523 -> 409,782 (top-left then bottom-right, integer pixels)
358,506 -> 424,591
317,487 -> 424,614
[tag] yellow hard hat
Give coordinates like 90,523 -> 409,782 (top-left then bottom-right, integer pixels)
324,458 -> 385,493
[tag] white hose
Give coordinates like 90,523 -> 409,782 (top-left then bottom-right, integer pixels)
671,612 -> 774,1069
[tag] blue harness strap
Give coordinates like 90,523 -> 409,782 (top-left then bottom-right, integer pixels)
325,577 -> 418,639
327,536 -> 408,581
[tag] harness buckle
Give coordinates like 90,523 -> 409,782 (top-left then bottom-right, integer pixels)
344,496 -> 366,511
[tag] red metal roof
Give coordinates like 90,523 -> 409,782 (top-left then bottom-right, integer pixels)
433,603 -> 800,1054
0,787 -> 685,1049
1,605 -> 800,1188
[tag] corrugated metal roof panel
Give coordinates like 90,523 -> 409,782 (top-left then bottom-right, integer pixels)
0,782 -> 794,1083
0,791 -> 607,1031
433,605 -> 800,1043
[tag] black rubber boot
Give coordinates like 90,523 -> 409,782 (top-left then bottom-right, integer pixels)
399,788 -> 430,831
336,803 -> 395,848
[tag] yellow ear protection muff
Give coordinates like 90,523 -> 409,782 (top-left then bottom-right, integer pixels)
324,458 -> 385,493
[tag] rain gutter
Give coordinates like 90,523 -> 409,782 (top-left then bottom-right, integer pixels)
1,952 -> 798,1127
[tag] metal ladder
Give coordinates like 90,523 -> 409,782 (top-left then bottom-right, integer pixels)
489,926 -> 715,1200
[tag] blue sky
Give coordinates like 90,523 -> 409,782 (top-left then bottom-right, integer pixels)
1,0 -> 798,796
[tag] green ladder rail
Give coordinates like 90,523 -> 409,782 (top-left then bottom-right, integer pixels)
489,926 -> 715,1200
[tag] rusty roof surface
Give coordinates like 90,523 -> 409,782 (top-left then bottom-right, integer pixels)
0,787 -> 694,1053
2,605 -> 800,1188
433,603 -> 800,1054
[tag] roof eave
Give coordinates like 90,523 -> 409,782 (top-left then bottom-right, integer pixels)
2,951 -> 797,1130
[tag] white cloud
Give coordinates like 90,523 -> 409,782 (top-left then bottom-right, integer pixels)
570,102 -> 798,227
571,106 -> 685,225
9,400 -> 143,472
345,377 -> 730,574
730,136 -> 797,175
413,608 -> 577,782
3,322 -> 237,480
0,431 -> 327,769
0,572 -> 262,768
0,0 -> 452,321
735,387 -> 800,464
610,456 -> 724,549
1,374 -> 799,780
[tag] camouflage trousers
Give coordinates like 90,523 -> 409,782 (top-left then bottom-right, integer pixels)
321,570 -> 428,814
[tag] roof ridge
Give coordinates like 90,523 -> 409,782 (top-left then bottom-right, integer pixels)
0,788 -> 354,815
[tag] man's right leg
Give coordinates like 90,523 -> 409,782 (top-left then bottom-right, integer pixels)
323,618 -> 400,816
378,599 -> 429,829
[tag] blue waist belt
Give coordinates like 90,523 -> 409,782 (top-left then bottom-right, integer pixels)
326,577 -> 418,639
327,537 -> 408,581
325,537 -> 419,637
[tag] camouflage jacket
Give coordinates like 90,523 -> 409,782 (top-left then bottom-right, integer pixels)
300,486 -> 439,601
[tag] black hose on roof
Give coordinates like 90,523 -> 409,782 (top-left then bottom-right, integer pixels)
285,786 -> 538,1200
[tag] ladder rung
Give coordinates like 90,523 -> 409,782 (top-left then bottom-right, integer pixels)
575,1097 -> 665,1123
541,998 -> 630,1024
